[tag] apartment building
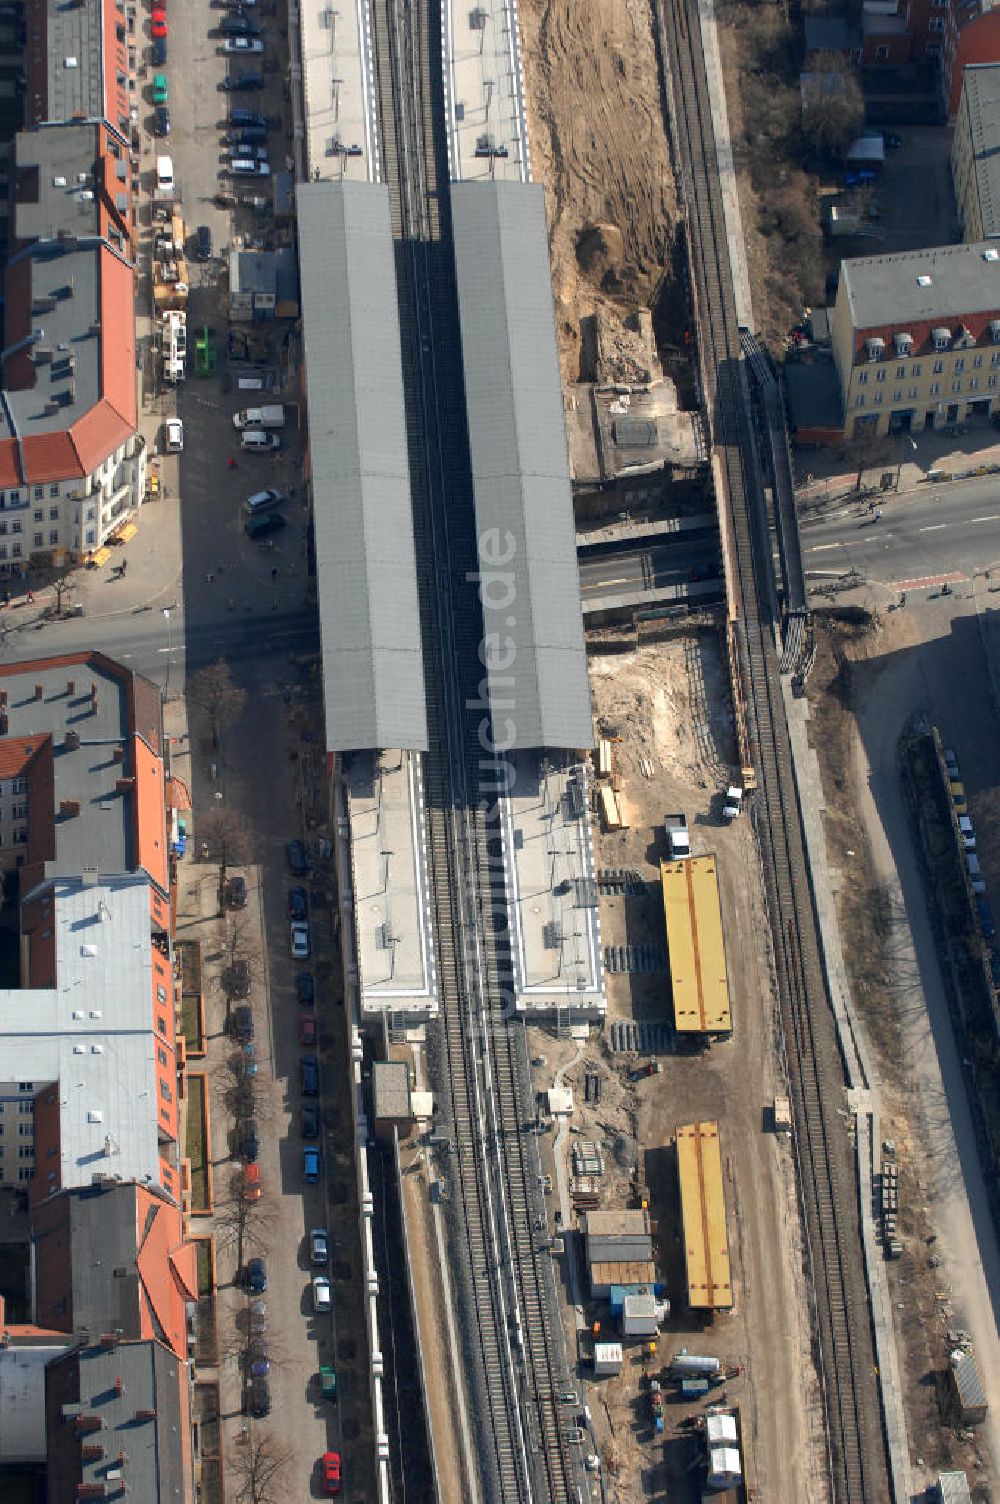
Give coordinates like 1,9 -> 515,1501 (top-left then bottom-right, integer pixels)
832,241 -> 1000,436
943,0 -> 1000,114
0,652 -> 195,1501
952,64 -> 1000,241
0,1 -> 143,567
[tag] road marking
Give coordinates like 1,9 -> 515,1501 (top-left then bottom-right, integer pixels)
805,543 -> 847,554
918,523 -> 948,532
971,515 -> 1000,523
886,570 -> 965,591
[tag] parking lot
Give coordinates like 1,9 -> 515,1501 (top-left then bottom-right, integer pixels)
131,1 -> 375,1497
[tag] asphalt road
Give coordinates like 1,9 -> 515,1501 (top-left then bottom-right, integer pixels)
578,539 -> 721,597
799,475 -> 1000,590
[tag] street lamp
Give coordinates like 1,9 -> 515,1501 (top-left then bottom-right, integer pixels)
894,433 -> 918,490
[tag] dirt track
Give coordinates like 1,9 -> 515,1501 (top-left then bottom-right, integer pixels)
518,0 -> 677,383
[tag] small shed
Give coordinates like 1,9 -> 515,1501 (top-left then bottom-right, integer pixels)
707,1447 -> 742,1490
545,1086 -> 573,1117
705,1412 -> 738,1448
371,1061 -> 413,1144
935,1471 -> 972,1504
622,1293 -> 662,1338
948,1349 -> 987,1425
593,1342 -> 623,1377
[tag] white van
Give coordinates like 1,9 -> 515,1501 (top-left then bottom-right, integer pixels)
156,155 -> 175,193
241,430 -> 281,452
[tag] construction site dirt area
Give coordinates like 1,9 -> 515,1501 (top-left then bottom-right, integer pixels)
528,628 -> 828,1501
517,0 -> 679,385
806,606 -> 1000,1494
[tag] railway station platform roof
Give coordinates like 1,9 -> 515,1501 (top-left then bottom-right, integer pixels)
444,0 -> 530,182
676,1120 -> 733,1310
346,749 -> 438,1020
450,181 -> 593,753
297,181 -> 427,754
296,0 -> 374,183
500,752 -> 605,1020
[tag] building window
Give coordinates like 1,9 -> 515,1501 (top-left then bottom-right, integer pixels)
48,507 -> 58,521
955,358 -> 965,373
49,484 -> 59,498
157,1015 -> 167,1035
857,371 -> 868,386
33,487 -> 43,501
974,355 -> 984,369
156,984 -> 167,1004
17,1169 -> 30,1183
15,830 -> 27,844
876,369 -> 886,383
893,389 -> 902,402
17,1083 -> 32,1093
909,387 -> 918,399
158,1047 -> 169,1066
11,521 -> 21,535
911,364 -> 921,377
929,15 -> 944,29
18,1125 -> 31,1138
18,1101 -> 31,1115
8,491 -> 19,505
933,360 -> 944,374
159,1079 -> 172,1104
896,366 -> 905,379
990,376 -> 998,389
12,546 -> 22,560
48,531 -> 58,545
13,804 -> 27,821
855,395 -> 866,408
875,44 -> 888,58
930,382 -> 941,396
85,529 -> 96,546
952,381 -> 962,394
874,394 -> 884,405
13,780 -> 25,796
32,510 -> 42,523
970,377 -> 979,391
32,533 -> 42,548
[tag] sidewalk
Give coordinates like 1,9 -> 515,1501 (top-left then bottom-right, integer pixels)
795,428 -> 1000,510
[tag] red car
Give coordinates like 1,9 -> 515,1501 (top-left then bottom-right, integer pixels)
299,1014 -> 317,1047
321,1451 -> 342,1496
151,6 -> 167,37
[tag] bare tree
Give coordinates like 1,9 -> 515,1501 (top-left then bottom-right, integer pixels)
187,658 -> 247,750
224,909 -> 262,980
801,57 -> 864,164
199,805 -> 252,912
229,1431 -> 292,1504
215,1180 -> 274,1277
839,428 -> 896,491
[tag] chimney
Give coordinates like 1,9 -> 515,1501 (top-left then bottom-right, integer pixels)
59,800 -> 80,818
65,730 -> 80,750
90,683 -> 98,712
112,745 -> 123,763
66,680 -> 74,695
34,684 -> 43,700
114,778 -> 133,795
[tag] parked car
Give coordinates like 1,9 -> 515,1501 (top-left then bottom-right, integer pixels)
151,5 -> 168,37
164,416 -> 184,452
220,13 -> 258,33
225,142 -> 269,160
959,815 -> 976,851
319,1366 -> 337,1402
300,1054 -> 319,1096
228,124 -> 268,143
312,1274 -> 332,1313
232,1004 -> 254,1042
224,958 -> 251,999
245,1256 -> 267,1293
291,920 -> 310,959
247,1377 -> 271,1417
239,1119 -> 260,1163
154,105 -> 171,136
288,885 -> 309,920
296,971 -> 315,1006
303,1145 -> 320,1183
247,1337 -> 270,1377
230,158 -> 270,176
245,511 -> 286,540
245,488 -> 283,516
241,1163 -> 262,1202
309,1229 -> 329,1266
196,224 -> 213,261
301,1103 -> 320,1139
224,35 -> 264,52
152,72 -> 168,104
299,1014 -> 317,1047
944,747 -> 960,779
241,431 -> 281,454
287,839 -> 309,875
152,34 -> 166,65
227,874 -> 247,908
223,72 -> 265,90
321,1451 -> 342,1496
950,779 -> 968,815
230,108 -> 268,127
248,1298 -> 267,1333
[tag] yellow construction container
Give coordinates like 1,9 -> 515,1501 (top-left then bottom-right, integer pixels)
676,1120 -> 733,1310
660,855 -> 732,1034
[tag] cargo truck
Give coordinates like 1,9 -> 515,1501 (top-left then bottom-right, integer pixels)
232,404 -> 286,430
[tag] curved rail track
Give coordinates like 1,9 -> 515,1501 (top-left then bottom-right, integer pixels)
370,0 -> 576,1497
657,1 -> 892,1500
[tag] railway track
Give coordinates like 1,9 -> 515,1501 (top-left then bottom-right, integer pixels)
370,0 -> 575,1498
657,1 -> 891,1501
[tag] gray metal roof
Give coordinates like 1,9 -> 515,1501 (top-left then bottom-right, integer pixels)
38,0 -> 105,124
958,65 -> 1000,239
843,241 -> 1000,330
297,181 -> 427,752
936,1472 -> 972,1504
14,125 -> 107,243
450,182 -> 593,752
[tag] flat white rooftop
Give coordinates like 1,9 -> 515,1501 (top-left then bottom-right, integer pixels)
0,876 -> 162,1192
500,754 -> 605,1018
298,0 -> 374,183
445,0 -> 530,181
347,750 -> 437,1018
